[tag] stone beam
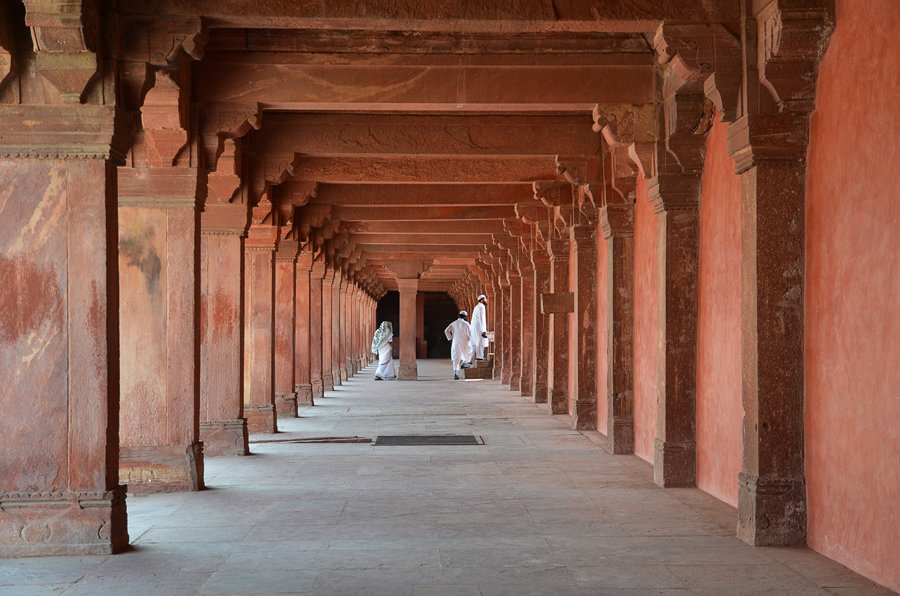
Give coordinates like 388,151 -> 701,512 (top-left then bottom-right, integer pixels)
258,114 -> 602,156
299,183 -> 532,207
333,205 -> 516,221
345,221 -> 506,235
348,233 -> 494,246
195,60 -> 653,111
282,155 -> 561,184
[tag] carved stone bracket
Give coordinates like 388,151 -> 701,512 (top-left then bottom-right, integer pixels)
200,102 -> 262,172
592,103 -> 656,179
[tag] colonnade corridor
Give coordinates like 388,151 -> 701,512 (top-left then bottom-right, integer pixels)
3,360 -> 888,595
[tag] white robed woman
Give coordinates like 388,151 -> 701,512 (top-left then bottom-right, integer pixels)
371,321 -> 396,380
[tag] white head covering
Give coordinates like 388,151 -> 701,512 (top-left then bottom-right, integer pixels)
371,321 -> 393,353
459,310 -> 468,317
478,294 -> 487,301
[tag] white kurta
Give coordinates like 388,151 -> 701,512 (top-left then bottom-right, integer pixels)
444,319 -> 473,372
469,301 -> 489,359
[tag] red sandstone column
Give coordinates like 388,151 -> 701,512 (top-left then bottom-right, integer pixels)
519,259 -> 535,397
117,167 -> 204,492
507,267 -> 523,391
338,275 -> 349,382
309,262 -> 326,398
397,278 -> 419,380
730,113 -> 811,545
531,250 -> 551,404
331,271 -> 343,386
648,177 -> 699,487
0,151 -> 128,555
200,205 -> 250,456
244,214 -> 278,432
321,267 -> 335,391
273,238 -> 298,419
547,236 -> 571,415
570,224 -> 599,430
294,251 -> 313,406
601,204 -> 635,454
496,265 -> 510,383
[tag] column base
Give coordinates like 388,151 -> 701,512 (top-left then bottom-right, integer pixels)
311,377 -> 324,399
509,373 -> 521,391
533,382 -> 548,404
245,404 -> 277,433
295,384 -> 314,407
501,369 -> 511,385
275,392 -> 298,419
339,366 -> 348,382
573,398 -> 597,430
322,372 -> 334,391
398,361 -> 418,380
519,375 -> 533,397
737,472 -> 807,546
0,486 -> 129,556
200,418 -> 249,456
332,367 -> 342,386
653,438 -> 696,488
608,416 -> 634,454
119,443 -> 204,494
549,388 -> 568,415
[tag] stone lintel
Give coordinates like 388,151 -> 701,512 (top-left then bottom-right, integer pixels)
0,486 -> 128,556
245,403 -> 276,433
119,443 -> 204,494
200,418 -> 249,456
737,472 -> 807,546
274,392 -> 298,419
540,292 -> 573,314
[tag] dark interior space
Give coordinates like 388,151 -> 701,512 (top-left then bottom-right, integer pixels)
375,291 -> 400,357
423,292 -> 458,359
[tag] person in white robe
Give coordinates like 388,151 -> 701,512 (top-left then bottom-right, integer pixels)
444,311 -> 473,380
371,321 -> 396,380
469,294 -> 489,361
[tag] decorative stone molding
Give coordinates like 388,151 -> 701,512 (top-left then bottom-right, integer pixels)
0,104 -> 127,162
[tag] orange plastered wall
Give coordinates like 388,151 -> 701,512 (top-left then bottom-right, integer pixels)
805,0 -> 900,591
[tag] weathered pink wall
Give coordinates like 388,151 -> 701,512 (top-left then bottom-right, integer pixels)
805,0 -> 900,590
696,115 -> 742,507
596,227 -> 609,435
632,175 -> 657,463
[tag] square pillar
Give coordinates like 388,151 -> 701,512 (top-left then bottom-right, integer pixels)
273,242 -> 298,419
331,272 -> 343,387
117,167 -> 204,492
648,176 -> 700,487
730,114 -> 810,545
0,142 -> 128,554
519,264 -> 535,397
601,204 -> 635,454
397,278 -> 419,380
309,262 -> 326,399
338,276 -> 348,382
571,224 -> 598,430
244,227 -> 277,433
530,251 -> 551,404
508,270 -> 522,391
199,204 -> 250,456
547,237 -> 571,415
321,268 -> 335,391
293,252 -> 313,406
498,275 -> 511,384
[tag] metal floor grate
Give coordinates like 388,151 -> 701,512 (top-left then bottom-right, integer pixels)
372,435 -> 483,446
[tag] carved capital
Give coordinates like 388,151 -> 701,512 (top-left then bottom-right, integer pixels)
727,112 -> 811,174
200,102 -> 262,172
647,173 -> 701,214
140,72 -> 188,167
207,138 -> 241,203
599,203 -> 634,239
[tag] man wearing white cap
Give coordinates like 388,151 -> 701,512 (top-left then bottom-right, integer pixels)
470,294 -> 489,361
444,310 -> 473,380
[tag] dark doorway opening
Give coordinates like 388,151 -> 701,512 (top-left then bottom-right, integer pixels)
375,291 -> 400,358
422,292 -> 458,359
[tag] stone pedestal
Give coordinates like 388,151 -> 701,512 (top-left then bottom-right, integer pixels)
120,443 -> 203,493
200,206 -> 250,456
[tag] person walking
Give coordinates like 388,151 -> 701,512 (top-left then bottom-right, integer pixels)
371,321 -> 396,380
444,310 -> 473,380
469,294 -> 489,361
